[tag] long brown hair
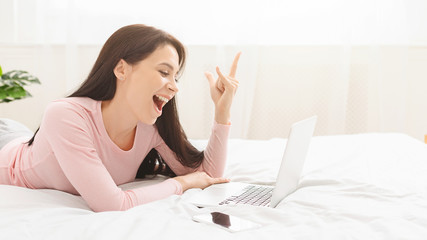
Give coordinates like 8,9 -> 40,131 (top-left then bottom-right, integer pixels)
27,24 -> 204,174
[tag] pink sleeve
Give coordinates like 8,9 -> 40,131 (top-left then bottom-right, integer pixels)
43,102 -> 181,212
154,122 -> 231,178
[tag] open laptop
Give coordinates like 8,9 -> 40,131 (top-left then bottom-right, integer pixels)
188,116 -> 317,208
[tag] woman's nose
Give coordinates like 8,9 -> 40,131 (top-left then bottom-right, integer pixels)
168,81 -> 179,93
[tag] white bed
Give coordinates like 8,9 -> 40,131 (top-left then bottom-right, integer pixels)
1,133 -> 427,239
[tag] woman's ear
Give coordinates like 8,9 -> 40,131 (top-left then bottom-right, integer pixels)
114,59 -> 127,81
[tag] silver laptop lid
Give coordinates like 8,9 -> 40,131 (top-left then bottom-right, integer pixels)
269,116 -> 317,208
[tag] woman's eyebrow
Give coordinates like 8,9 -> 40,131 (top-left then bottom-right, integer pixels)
158,62 -> 178,72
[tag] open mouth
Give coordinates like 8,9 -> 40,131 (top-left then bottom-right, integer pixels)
153,95 -> 169,112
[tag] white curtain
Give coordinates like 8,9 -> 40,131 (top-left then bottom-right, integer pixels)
1,0 -> 427,140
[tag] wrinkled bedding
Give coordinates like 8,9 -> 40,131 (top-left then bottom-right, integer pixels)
1,133 -> 427,239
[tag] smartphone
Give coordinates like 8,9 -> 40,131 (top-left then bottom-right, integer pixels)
192,212 -> 262,233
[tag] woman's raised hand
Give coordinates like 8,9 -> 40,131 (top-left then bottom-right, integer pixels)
204,52 -> 241,125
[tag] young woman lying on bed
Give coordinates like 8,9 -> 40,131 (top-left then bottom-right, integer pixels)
0,24 -> 241,212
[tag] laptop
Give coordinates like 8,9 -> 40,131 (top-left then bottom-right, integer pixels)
188,116 -> 317,208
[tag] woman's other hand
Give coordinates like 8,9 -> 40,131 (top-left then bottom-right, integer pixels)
204,52 -> 241,125
174,171 -> 230,192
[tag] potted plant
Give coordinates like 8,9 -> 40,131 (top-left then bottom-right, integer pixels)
0,65 -> 41,103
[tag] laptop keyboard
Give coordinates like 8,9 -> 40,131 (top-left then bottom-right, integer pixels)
219,185 -> 274,206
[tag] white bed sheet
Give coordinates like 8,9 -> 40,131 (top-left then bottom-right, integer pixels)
1,133 -> 427,239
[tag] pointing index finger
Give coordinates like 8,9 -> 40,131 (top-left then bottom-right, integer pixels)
229,52 -> 241,78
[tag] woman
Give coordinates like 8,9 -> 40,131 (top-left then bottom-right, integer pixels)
0,24 -> 241,212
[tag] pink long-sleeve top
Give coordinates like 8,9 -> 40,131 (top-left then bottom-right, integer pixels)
0,97 -> 230,212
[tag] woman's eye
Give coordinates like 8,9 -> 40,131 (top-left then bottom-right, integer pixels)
159,71 -> 169,77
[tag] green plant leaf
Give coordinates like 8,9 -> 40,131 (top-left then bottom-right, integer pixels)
26,91 -> 32,97
0,65 -> 2,76
0,69 -> 40,103
0,87 -> 7,99
0,84 -> 30,103
9,86 -> 25,98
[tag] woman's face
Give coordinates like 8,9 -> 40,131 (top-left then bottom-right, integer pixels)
121,44 -> 180,125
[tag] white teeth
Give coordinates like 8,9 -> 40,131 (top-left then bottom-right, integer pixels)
155,95 -> 169,103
